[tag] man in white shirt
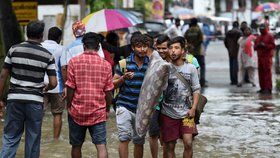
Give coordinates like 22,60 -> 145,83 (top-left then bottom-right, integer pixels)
164,18 -> 183,39
42,27 -> 65,141
60,21 -> 105,87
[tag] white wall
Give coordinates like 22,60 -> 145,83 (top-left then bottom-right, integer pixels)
38,5 -> 81,46
193,0 -> 215,16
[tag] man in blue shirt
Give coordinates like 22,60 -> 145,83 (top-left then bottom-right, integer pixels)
113,34 -> 149,158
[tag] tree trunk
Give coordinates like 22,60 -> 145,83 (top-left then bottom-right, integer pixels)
79,0 -> 87,19
0,0 -> 23,55
0,0 -> 22,99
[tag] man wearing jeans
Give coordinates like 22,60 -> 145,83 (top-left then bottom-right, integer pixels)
0,20 -> 57,158
66,32 -> 114,158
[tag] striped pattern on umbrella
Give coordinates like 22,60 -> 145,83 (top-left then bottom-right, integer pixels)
255,2 -> 280,12
82,9 -> 142,33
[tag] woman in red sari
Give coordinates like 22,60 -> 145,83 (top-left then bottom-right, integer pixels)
255,24 -> 276,94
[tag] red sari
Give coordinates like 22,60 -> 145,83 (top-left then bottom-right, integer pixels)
255,31 -> 275,91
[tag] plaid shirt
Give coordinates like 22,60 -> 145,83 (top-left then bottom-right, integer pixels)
66,51 -> 114,126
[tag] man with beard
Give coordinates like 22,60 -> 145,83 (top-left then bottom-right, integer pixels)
113,34 -> 150,158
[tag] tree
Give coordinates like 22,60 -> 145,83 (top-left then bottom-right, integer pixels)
0,0 -> 23,97
0,0 -> 23,58
87,0 -> 114,13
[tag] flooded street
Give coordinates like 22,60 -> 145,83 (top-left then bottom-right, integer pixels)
1,41 -> 280,157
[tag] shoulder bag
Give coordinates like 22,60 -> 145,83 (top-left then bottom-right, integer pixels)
175,72 -> 207,124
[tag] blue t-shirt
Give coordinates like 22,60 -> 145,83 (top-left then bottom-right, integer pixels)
115,53 -> 149,112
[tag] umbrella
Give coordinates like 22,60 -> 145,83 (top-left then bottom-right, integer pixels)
255,2 -> 280,12
82,9 -> 142,33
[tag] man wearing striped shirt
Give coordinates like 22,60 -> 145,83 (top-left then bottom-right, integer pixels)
113,34 -> 149,158
0,21 -> 57,158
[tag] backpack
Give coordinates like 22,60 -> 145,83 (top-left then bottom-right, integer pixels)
112,59 -> 126,110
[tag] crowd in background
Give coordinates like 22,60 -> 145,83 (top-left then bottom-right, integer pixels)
0,15 -> 277,158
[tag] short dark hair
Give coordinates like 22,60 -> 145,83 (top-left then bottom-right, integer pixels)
233,21 -> 239,28
27,20 -> 45,39
82,32 -> 100,50
156,35 -> 170,45
168,36 -> 185,49
241,21 -> 248,26
175,18 -> 180,23
106,32 -> 119,46
131,34 -> 148,47
259,23 -> 267,29
48,27 -> 62,41
130,31 -> 142,44
143,34 -> 154,47
190,18 -> 198,27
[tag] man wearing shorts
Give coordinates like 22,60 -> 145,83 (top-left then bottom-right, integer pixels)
42,27 -> 66,141
160,37 -> 201,158
148,34 -> 170,158
113,34 -> 149,158
66,32 -> 114,158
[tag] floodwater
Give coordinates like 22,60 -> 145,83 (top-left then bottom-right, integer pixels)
0,41 -> 280,157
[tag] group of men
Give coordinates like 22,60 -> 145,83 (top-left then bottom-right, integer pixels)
0,19 -> 201,158
224,21 -> 275,94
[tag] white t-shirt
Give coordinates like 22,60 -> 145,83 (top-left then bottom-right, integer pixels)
41,40 -> 65,93
60,37 -> 105,67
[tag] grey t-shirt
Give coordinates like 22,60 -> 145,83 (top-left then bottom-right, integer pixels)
161,63 -> 201,119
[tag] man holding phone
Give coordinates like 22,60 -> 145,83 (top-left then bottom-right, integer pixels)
113,34 -> 150,158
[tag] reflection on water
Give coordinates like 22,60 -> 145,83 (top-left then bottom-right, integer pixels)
0,86 -> 279,157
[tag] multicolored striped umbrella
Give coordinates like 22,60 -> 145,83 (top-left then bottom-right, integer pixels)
82,9 -> 142,33
255,2 -> 280,12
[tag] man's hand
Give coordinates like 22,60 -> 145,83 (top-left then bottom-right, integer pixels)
123,71 -> 134,80
43,84 -> 49,93
257,42 -> 266,48
62,88 -> 67,100
187,108 -> 196,118
0,101 -> 5,118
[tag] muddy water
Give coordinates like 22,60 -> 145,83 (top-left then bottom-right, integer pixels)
1,41 -> 280,157
1,87 -> 279,158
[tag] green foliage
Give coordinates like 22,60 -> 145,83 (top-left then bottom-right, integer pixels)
134,0 -> 148,11
87,0 -> 114,13
276,78 -> 280,91
262,0 -> 280,3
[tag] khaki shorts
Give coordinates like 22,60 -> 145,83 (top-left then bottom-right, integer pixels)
116,106 -> 146,145
44,93 -> 65,115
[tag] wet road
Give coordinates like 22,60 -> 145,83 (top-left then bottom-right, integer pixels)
0,41 -> 280,157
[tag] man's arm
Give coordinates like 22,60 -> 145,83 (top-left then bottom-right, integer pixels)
266,35 -> 276,50
0,68 -> 10,117
105,91 -> 113,112
45,56 -> 58,92
65,60 -> 76,106
61,65 -> 67,85
187,65 -> 201,118
66,86 -> 75,108
113,74 -> 125,89
44,76 -> 57,92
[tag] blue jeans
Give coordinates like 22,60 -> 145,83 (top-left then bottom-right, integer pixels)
68,114 -> 107,146
0,101 -> 44,158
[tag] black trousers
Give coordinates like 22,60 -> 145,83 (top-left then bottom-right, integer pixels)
194,55 -> 206,86
229,57 -> 238,84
